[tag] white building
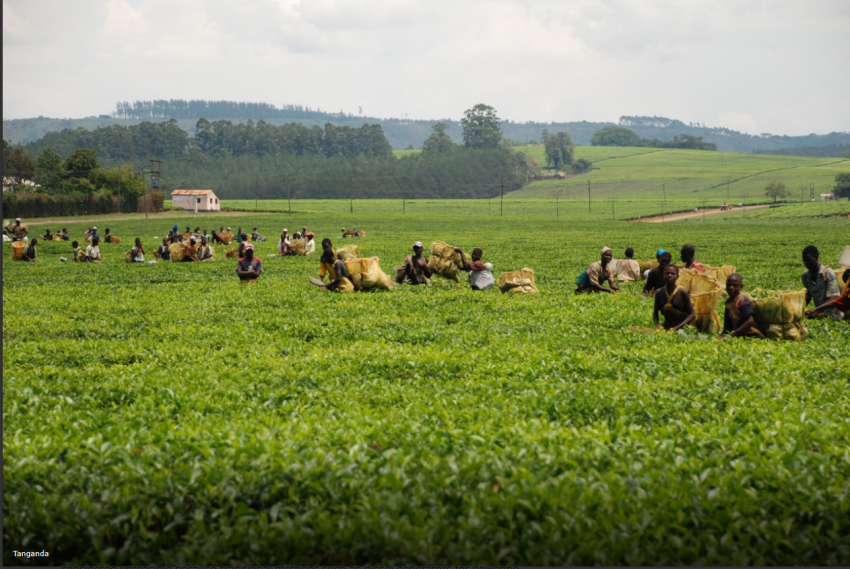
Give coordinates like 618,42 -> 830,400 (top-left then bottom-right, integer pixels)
820,193 -> 837,201
171,189 -> 221,211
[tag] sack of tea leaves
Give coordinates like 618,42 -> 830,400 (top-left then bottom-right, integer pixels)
637,259 -> 659,275
427,240 -> 463,283
751,289 -> 809,341
336,244 -> 360,260
169,242 -> 186,262
345,257 -> 392,291
52,235 -> 64,242
219,231 -> 234,244
123,249 -> 134,263
11,241 -> 26,261
224,248 -> 239,259
703,265 -> 736,286
290,238 -> 306,256
676,269 -> 723,334
497,268 -> 539,294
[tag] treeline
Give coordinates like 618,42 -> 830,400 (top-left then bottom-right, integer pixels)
756,144 -> 850,158
163,149 -> 526,200
590,125 -> 717,150
23,119 -> 393,162
113,99 -> 360,122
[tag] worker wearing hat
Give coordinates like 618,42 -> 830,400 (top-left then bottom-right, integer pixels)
644,249 -> 668,280
575,246 -> 621,294
236,243 -> 262,283
395,241 -> 431,285
304,232 -> 316,256
11,217 -> 26,241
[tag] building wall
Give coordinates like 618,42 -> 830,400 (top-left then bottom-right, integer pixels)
171,194 -> 221,211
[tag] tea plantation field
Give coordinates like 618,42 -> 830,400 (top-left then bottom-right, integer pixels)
4,210 -> 850,565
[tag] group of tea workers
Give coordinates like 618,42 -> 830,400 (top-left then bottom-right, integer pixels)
7,216 -> 848,335
575,242 -> 850,338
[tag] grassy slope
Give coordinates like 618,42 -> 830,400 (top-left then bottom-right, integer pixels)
3,211 -> 850,565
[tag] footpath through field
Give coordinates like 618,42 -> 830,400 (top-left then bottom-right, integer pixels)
19,210 -> 279,227
635,204 -> 770,223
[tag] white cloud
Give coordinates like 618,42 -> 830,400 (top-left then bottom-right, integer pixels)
2,0 -> 849,135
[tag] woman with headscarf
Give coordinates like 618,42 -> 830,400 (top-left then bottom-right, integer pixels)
575,247 -> 621,293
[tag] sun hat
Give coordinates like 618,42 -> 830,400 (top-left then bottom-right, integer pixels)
243,243 -> 254,251
601,246 -> 612,255
306,232 -> 314,237
15,217 -> 21,222
92,226 -> 97,230
413,241 -> 423,248
227,226 -> 231,231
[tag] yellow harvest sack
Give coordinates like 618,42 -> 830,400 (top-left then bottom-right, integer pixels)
11,241 -> 26,261
52,235 -> 64,242
703,265 -> 736,286
751,289 -> 809,341
290,238 -> 306,256
224,248 -> 239,259
637,259 -> 659,275
612,259 -> 641,282
497,268 -> 539,294
169,242 -> 186,262
428,240 -> 463,283
124,249 -> 134,263
676,269 -> 723,334
219,231 -> 234,244
344,257 -> 392,291
336,245 -> 360,260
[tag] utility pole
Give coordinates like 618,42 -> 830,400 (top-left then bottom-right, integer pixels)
611,198 -> 616,221
702,198 -> 706,223
349,176 -> 353,214
287,178 -> 292,214
587,180 -> 591,214
726,179 -> 730,203
552,190 -> 563,219
663,183 -> 666,203
500,177 -> 504,217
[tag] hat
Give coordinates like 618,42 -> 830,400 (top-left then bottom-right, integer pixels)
656,249 -> 667,256
306,232 -> 314,237
92,226 -> 97,230
283,228 -> 288,232
839,245 -> 850,269
227,226 -> 231,231
253,226 -> 258,230
413,241 -> 423,248
190,237 -> 196,243
173,225 -> 179,231
601,246 -> 612,255
15,217 -> 21,222
243,243 -> 254,251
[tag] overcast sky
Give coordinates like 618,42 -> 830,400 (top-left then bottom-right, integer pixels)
3,0 -> 849,135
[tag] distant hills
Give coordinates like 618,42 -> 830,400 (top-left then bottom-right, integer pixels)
3,100 -> 850,153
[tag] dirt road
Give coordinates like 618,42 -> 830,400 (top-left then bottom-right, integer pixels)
15,211 -> 279,227
634,205 -> 770,223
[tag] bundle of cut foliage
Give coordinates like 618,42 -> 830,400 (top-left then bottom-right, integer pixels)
224,248 -> 239,259
676,269 -> 723,333
344,257 -> 392,291
751,289 -> 809,341
106,236 -> 122,244
219,231 -> 234,244
336,245 -> 360,260
343,229 -> 366,238
169,242 -> 186,262
123,250 -> 134,263
52,235 -> 64,242
428,241 -> 463,283
497,268 -> 539,294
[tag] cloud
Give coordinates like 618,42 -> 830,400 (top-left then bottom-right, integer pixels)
2,0 -> 849,135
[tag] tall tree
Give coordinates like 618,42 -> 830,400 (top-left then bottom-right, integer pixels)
422,122 -> 456,153
2,140 -> 37,186
460,104 -> 502,150
764,180 -> 790,203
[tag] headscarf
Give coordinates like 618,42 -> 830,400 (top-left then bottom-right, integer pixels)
601,246 -> 612,255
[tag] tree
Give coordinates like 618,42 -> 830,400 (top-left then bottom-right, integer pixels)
834,172 -> 850,200
591,125 -> 641,147
64,148 -> 99,174
2,141 -> 36,186
764,180 -> 790,203
543,131 -> 574,169
460,104 -> 502,150
423,122 -> 456,153
572,158 -> 592,173
35,147 -> 64,193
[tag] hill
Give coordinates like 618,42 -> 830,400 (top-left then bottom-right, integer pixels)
4,101 -> 850,151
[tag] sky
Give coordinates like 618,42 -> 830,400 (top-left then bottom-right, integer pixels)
3,0 -> 849,136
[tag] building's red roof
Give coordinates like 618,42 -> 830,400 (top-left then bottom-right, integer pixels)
171,189 -> 216,196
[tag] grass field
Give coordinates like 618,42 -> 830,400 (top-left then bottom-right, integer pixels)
397,146 -> 850,220
4,208 -> 850,565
